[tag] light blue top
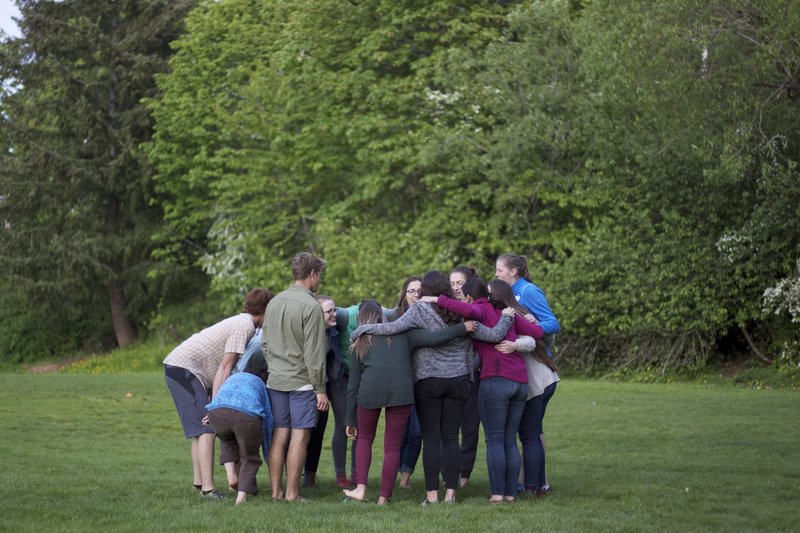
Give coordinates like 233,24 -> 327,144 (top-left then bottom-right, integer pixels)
207,372 -> 270,419
512,278 -> 560,336
234,329 -> 266,374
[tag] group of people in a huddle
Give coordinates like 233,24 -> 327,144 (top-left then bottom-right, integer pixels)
163,251 -> 560,506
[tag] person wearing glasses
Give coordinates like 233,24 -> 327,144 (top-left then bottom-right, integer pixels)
384,277 -> 424,489
303,295 -> 356,490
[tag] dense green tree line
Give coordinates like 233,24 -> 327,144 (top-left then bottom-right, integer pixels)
2,0 -> 798,371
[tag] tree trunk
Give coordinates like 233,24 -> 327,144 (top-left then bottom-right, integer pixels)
109,282 -> 137,348
741,326 -> 771,364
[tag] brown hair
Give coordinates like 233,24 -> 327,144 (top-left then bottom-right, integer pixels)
450,265 -> 478,279
421,270 -> 462,326
349,299 -> 384,360
395,276 -> 422,317
497,253 -> 530,282
242,288 -> 273,315
487,279 -> 528,315
532,341 -> 558,373
291,252 -> 326,280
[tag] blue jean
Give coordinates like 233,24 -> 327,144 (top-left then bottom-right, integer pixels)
327,376 -> 356,478
478,377 -> 527,497
399,405 -> 421,473
519,382 -> 557,490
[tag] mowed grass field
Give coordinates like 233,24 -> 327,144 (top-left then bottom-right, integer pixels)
0,373 -> 797,532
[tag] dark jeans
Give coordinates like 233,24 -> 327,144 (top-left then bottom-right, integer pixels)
479,377 -> 527,497
414,375 -> 470,491
354,404 -> 411,499
459,378 -> 481,479
399,405 -> 421,473
207,408 -> 263,494
519,382 -> 557,490
328,377 -> 356,478
304,407 -> 328,475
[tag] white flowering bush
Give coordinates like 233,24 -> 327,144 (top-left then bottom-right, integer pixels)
763,259 -> 800,324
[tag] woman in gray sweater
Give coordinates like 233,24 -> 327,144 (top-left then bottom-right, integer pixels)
351,271 -> 514,505
343,299 -> 476,504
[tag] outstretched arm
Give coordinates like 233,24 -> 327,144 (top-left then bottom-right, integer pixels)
407,322 -> 474,349
470,313 -> 513,343
514,313 -> 544,339
350,304 -> 421,342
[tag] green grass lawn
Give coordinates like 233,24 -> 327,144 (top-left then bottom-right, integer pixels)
1,373 -> 797,532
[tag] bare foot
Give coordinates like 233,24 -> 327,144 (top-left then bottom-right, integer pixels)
377,496 -> 390,505
459,477 -> 469,488
235,491 -> 247,505
342,485 -> 366,501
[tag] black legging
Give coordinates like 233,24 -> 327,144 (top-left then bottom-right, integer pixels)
414,375 -> 471,491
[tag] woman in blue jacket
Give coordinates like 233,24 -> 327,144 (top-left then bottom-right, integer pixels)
495,253 -> 560,354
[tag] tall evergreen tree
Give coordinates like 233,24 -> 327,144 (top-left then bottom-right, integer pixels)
0,0 -> 196,348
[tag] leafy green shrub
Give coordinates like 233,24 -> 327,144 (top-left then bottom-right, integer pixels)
0,282 -> 79,364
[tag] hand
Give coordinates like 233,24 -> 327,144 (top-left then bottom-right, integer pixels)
316,393 -> 329,411
463,320 -> 477,332
501,307 -> 515,316
346,426 -> 358,440
419,296 -> 438,304
524,313 -> 538,324
495,340 -> 517,354
201,415 -> 210,426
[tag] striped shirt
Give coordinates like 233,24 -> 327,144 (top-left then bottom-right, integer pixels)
163,313 -> 255,391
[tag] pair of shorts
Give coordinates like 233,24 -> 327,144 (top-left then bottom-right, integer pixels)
268,389 -> 318,429
165,364 -> 215,439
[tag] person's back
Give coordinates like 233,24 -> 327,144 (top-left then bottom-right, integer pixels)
261,251 -> 329,502
263,285 -> 327,392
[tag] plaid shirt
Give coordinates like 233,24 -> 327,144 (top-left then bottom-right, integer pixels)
164,313 -> 255,391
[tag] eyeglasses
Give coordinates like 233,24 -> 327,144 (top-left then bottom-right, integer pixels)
406,289 -> 421,295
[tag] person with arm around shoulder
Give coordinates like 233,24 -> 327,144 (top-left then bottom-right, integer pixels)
342,299 -> 478,505
495,253 -> 560,353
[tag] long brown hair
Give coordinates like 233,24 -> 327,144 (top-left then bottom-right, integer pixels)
487,279 -> 528,316
349,299 -> 384,360
395,276 -> 421,317
532,341 -> 558,373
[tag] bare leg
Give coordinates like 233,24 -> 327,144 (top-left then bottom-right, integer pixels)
399,471 -> 413,488
196,433 -> 216,491
268,428 -> 290,499
191,439 -> 202,487
444,487 -> 456,502
224,462 -> 239,491
285,428 -> 311,501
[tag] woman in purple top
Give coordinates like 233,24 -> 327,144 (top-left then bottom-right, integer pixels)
422,277 -> 543,503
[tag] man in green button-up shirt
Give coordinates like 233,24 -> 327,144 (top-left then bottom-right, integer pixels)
263,252 -> 329,502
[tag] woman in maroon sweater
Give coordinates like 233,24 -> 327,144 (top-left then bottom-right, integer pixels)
421,278 -> 543,503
